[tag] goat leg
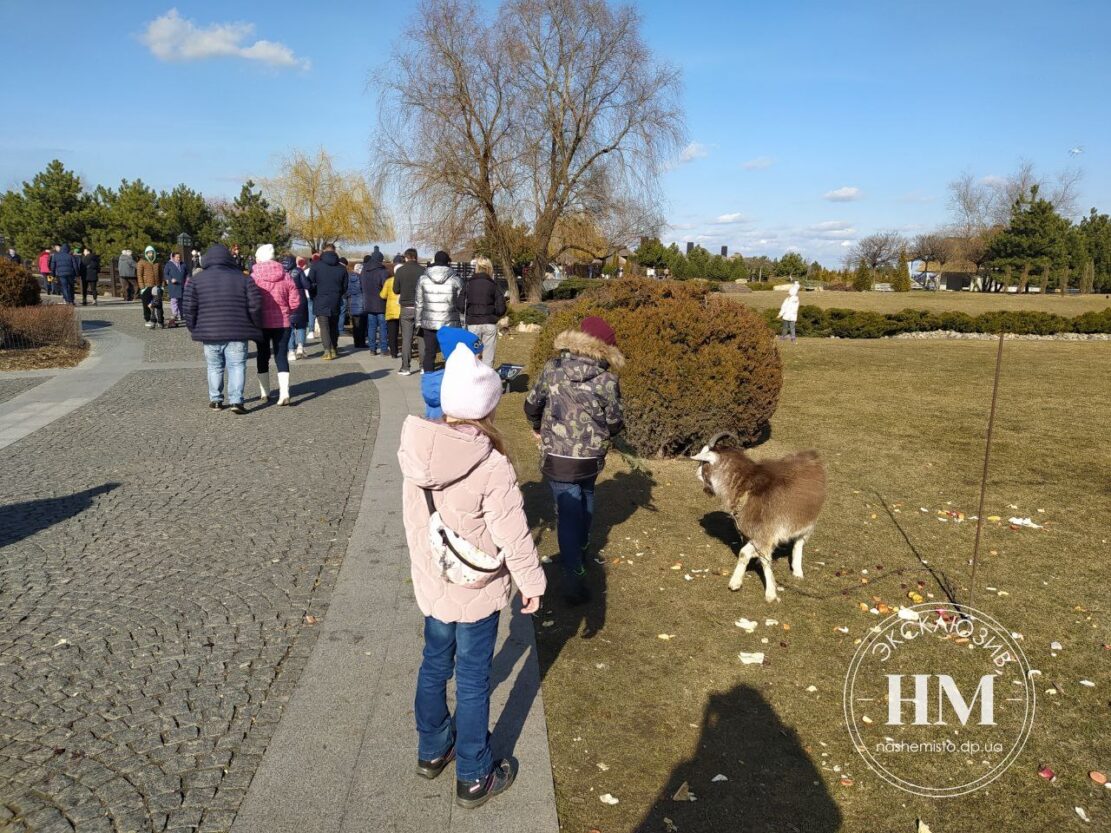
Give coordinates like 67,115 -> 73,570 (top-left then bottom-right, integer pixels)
752,544 -> 779,602
728,542 -> 756,591
790,536 -> 806,579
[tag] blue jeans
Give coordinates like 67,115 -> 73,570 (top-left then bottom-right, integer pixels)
367,312 -> 388,353
59,276 -> 75,305
415,611 -> 500,782
338,298 -> 347,342
548,476 -> 597,583
203,341 -> 248,404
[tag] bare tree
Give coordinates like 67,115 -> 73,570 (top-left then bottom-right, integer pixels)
848,231 -> 904,273
948,161 -> 1082,231
909,233 -> 954,290
374,0 -> 684,301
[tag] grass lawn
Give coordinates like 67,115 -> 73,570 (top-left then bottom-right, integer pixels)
494,330 -> 1110,833
733,288 -> 1111,318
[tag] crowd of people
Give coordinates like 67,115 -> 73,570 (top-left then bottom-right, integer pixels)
13,235 -> 624,810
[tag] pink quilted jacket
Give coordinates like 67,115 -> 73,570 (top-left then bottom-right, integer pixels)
251,260 -> 301,328
398,416 -> 547,623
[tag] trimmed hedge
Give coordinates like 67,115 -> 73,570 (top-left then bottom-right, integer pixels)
0,259 -> 42,307
763,305 -> 1111,338
545,278 -> 606,300
531,279 -> 781,457
506,304 -> 548,327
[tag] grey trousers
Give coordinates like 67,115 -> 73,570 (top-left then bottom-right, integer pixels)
399,307 -> 417,371
467,323 -> 498,367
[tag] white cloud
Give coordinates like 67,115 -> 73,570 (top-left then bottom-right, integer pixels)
679,142 -> 710,163
823,186 -> 862,202
713,212 -> 750,225
140,8 -> 310,70
980,175 -> 1007,187
805,220 -> 856,240
742,156 -> 775,170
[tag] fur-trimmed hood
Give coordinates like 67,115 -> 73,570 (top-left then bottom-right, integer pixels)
553,329 -> 626,371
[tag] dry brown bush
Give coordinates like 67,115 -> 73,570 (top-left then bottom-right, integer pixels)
0,305 -> 84,349
529,279 -> 782,456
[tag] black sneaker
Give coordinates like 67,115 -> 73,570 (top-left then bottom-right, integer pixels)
456,759 -> 515,809
209,401 -> 223,411
417,746 -> 456,780
229,404 -> 247,415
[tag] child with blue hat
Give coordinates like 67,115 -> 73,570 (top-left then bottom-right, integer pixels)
422,326 -> 484,419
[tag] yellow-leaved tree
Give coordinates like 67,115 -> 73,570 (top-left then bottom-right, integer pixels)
265,148 -> 392,251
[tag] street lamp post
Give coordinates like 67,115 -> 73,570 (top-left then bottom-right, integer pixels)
177,232 -> 193,273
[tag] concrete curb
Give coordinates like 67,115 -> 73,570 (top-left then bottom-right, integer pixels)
231,354 -> 559,833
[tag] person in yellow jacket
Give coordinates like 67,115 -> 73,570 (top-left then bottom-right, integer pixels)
137,245 -> 164,329
381,254 -> 403,359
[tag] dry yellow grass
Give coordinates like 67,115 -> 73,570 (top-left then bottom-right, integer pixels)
496,330 -> 1111,833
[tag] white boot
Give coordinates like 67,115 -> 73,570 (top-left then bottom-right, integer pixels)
258,372 -> 270,400
277,372 -> 291,406
287,350 -> 297,363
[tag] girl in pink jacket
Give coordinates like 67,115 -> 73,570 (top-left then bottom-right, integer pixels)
250,244 -> 301,405
398,344 -> 546,809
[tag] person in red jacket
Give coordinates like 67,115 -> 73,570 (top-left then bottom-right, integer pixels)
38,248 -> 54,295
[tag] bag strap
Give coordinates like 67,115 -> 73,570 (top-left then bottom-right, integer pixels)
422,487 -> 502,574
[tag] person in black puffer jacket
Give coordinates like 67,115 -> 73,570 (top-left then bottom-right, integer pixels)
307,245 -> 349,359
456,256 -> 506,367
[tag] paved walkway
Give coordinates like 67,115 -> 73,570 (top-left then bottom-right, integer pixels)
0,308 -> 557,833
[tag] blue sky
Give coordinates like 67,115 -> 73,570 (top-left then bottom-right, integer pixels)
2,0 -> 1108,264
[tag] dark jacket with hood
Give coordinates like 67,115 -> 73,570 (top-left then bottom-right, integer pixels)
308,251 -> 348,317
457,272 -> 506,325
360,251 -> 388,314
182,244 -> 263,343
524,329 -> 625,482
49,245 -> 79,280
281,255 -> 310,328
81,253 -> 101,281
163,259 -> 188,299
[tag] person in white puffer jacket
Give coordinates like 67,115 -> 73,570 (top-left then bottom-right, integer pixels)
415,250 -> 464,373
777,281 -> 801,341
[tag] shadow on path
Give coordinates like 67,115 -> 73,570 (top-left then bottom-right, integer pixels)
0,483 -> 120,549
287,370 -> 389,405
634,684 -> 841,833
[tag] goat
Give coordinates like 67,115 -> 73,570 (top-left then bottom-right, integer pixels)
691,432 -> 826,602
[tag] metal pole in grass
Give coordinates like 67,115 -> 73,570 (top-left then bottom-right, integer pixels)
967,330 -> 1006,612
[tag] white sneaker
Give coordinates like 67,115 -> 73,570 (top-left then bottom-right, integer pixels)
398,369 -> 412,376
296,346 -> 305,358
145,321 -> 155,329
287,351 -> 297,363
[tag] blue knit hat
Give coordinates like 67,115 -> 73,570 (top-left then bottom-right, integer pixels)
437,326 -> 483,357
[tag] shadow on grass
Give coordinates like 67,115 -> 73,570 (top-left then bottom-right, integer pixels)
523,467 -> 656,678
634,684 -> 841,833
874,489 -> 960,606
0,483 -> 120,548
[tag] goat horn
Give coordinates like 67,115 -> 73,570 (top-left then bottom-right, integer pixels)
707,431 -> 739,449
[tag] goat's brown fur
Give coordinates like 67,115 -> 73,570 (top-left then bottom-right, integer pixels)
694,435 -> 826,601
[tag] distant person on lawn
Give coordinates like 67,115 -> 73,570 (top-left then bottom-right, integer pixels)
399,343 -> 546,809
777,280 -> 800,341
524,316 -> 625,605
182,244 -> 263,415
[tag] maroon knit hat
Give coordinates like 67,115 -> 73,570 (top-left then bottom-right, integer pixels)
580,316 -> 616,346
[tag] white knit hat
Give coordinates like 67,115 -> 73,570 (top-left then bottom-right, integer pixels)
255,243 -> 275,263
441,344 -> 503,419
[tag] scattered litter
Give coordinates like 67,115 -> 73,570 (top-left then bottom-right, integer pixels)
599,793 -> 619,805
760,638 -> 769,644
916,820 -> 932,833
53,638 -> 69,648
738,652 -> 765,665
1038,766 -> 1056,782
670,563 -> 682,570
1079,680 -> 1095,688
672,782 -> 696,802
1009,517 -> 1043,529
658,634 -> 675,641
540,555 -> 553,564
1075,807 -> 1091,824
1050,641 -> 1063,651
764,618 -> 779,627
806,685 -> 818,693
663,819 -> 678,833
303,614 -> 319,625
735,618 -> 758,633
1090,771 -> 1107,786
907,591 -> 924,603
711,774 -> 728,782
987,515 -> 1002,522
834,626 -> 849,634
595,663 -> 608,670
597,762 -> 610,771
839,776 -> 854,787
861,715 -> 873,724
920,507 -> 928,513
683,574 -> 694,581
898,608 -> 920,621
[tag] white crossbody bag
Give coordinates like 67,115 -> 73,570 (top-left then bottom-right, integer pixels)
423,488 -> 505,586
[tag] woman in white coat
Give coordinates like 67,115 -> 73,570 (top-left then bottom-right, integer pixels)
777,281 -> 800,341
